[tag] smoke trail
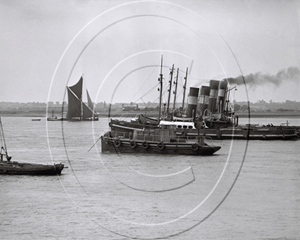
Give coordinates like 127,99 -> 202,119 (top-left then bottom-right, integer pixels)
227,66 -> 300,87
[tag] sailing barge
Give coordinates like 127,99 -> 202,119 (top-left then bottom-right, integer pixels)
101,128 -> 221,155
47,76 -> 98,121
66,76 -> 98,121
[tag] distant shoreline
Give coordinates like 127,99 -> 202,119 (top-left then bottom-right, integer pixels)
1,110 -> 300,118
236,111 -> 300,118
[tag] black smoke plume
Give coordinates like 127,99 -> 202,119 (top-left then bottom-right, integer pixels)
226,66 -> 300,87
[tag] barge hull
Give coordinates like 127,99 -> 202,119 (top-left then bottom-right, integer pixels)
110,122 -> 298,140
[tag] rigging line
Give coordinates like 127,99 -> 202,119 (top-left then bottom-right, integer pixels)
178,76 -> 184,88
161,84 -> 170,104
177,87 -> 184,93
139,97 -> 147,107
176,88 -> 184,98
133,82 -> 160,103
87,135 -> 102,152
130,61 -> 160,102
0,118 -> 8,153
146,95 -> 160,107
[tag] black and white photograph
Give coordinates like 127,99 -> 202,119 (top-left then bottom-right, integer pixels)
0,0 -> 299,239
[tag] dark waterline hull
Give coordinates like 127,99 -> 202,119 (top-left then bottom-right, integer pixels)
47,117 -> 65,121
110,120 -> 299,140
67,117 -> 99,122
0,162 -> 64,175
101,136 -> 221,155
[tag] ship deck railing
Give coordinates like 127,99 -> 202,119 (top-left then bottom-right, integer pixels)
106,130 -> 211,145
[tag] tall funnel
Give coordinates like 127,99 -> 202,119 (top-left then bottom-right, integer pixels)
217,79 -> 228,113
198,86 -> 210,117
208,80 -> 219,113
186,87 -> 199,120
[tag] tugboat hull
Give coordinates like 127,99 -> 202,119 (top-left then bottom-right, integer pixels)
101,136 -> 220,156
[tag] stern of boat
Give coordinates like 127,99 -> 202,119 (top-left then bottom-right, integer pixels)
54,163 -> 64,174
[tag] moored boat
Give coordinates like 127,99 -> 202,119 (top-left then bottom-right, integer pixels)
1,117 -> 64,175
110,118 -> 298,140
0,161 -> 64,175
47,109 -> 64,121
109,115 -> 158,132
101,128 -> 221,155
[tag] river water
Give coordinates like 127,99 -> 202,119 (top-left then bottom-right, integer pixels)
0,116 -> 299,240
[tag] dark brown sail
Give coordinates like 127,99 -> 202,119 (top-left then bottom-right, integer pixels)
66,76 -> 98,121
82,102 -> 94,119
86,90 -> 94,110
66,87 -> 81,119
69,77 -> 83,100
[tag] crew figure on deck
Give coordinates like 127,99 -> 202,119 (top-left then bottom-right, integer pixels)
1,146 -> 11,161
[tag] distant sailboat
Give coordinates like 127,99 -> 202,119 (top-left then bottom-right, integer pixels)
47,109 -> 63,121
66,76 -> 98,121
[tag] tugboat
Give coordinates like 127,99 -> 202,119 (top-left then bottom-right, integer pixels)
101,127 -> 221,156
0,118 -> 64,175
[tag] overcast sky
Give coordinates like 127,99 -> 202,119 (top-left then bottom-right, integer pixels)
0,0 -> 299,104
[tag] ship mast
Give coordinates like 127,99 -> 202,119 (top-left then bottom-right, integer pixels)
166,64 -> 174,117
80,75 -> 83,120
158,56 -> 163,121
172,68 -> 179,117
225,86 -> 236,114
0,118 -> 10,160
182,67 -> 188,109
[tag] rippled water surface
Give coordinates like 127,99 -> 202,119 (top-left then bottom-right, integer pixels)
0,117 -> 299,240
